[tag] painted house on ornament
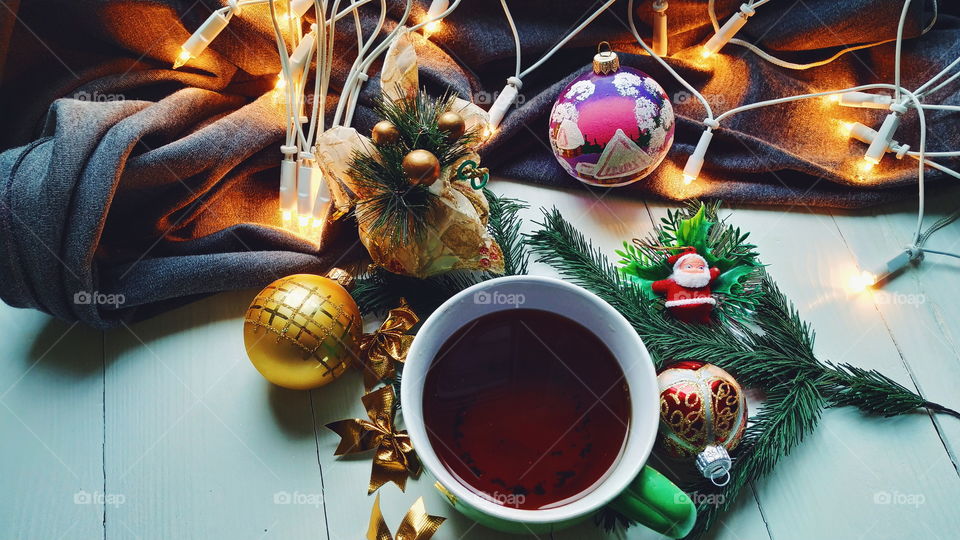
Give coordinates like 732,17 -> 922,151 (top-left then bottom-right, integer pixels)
575,129 -> 654,185
554,118 -> 585,158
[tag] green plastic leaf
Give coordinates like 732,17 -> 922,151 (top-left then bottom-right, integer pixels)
675,204 -> 714,254
713,265 -> 758,296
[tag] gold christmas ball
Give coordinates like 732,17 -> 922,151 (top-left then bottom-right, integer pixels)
372,120 -> 401,145
243,274 -> 362,390
437,111 -> 466,140
402,149 -> 441,186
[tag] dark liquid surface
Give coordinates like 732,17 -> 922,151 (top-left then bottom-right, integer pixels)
422,309 -> 630,510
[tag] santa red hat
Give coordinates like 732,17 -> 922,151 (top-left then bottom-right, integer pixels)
667,247 -> 706,270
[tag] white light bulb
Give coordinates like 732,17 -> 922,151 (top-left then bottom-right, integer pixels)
173,9 -> 231,69
423,0 -> 450,36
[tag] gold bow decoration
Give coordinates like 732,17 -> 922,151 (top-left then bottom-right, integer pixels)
367,493 -> 445,540
357,298 -> 419,390
325,385 -> 421,493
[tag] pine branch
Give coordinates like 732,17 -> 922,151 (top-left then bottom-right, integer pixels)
821,363 -> 960,417
526,207 -> 949,538
484,189 -> 529,276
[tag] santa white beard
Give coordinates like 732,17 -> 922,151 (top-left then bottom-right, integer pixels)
672,268 -> 711,288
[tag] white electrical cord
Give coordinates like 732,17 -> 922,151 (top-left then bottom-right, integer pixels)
706,0 -> 938,70
517,0 -> 617,79
485,0 -> 618,132
627,0 -> 715,120
501,0 -> 521,79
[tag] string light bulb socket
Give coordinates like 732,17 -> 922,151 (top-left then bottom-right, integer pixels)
289,0 -> 315,19
287,30 -> 317,83
487,76 -> 523,133
279,146 -> 298,219
850,248 -> 923,292
173,9 -> 232,69
838,91 -> 894,109
864,112 -> 901,165
702,3 -> 755,58
682,127 -> 715,184
652,1 -> 669,56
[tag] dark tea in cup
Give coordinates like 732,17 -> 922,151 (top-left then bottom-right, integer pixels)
422,309 -> 630,510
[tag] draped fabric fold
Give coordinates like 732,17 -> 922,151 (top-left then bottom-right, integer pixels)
1,0 -> 957,326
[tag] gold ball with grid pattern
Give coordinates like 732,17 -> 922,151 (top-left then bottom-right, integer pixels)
243,274 -> 361,390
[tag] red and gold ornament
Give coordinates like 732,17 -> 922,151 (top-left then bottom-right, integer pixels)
657,361 -> 747,485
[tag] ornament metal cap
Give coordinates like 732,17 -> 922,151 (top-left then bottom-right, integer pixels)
696,445 -> 732,487
593,41 -> 620,74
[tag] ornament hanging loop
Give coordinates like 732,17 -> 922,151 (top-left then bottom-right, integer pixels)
456,160 -> 489,190
696,445 -> 733,487
593,41 -> 620,74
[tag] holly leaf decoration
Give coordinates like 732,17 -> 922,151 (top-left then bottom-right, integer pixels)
675,203 -> 713,256
713,264 -> 757,296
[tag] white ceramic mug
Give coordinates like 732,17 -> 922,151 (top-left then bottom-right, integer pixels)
401,276 -> 696,536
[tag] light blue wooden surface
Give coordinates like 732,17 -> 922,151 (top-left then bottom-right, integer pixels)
2,179 -> 959,540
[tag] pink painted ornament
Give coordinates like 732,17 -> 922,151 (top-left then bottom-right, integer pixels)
548,46 -> 675,187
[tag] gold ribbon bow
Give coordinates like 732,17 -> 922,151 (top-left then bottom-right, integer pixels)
326,385 -> 421,493
357,298 -> 419,390
367,493 -> 445,540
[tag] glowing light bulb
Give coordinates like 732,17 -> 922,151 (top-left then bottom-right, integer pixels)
281,209 -> 294,229
275,75 -> 286,90
700,48 -> 712,59
839,121 -> 855,137
173,9 -> 231,69
298,214 -> 310,229
827,94 -> 841,103
423,20 -> 442,35
848,270 -> 877,293
422,0 -> 449,37
683,173 -> 696,185
859,159 -> 876,173
173,49 -> 193,69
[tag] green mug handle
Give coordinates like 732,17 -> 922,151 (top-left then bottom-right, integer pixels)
609,465 -> 697,538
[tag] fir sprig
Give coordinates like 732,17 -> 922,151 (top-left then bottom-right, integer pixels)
525,206 -> 956,538
484,188 -> 529,276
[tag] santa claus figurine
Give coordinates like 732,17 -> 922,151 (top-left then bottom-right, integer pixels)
652,247 -> 720,324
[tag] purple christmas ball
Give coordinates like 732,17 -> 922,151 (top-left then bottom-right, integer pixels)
548,66 -> 675,187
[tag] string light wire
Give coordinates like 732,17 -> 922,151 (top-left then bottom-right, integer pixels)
706,0 -> 939,70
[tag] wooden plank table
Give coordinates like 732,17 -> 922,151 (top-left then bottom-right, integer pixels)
2,178 -> 958,540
